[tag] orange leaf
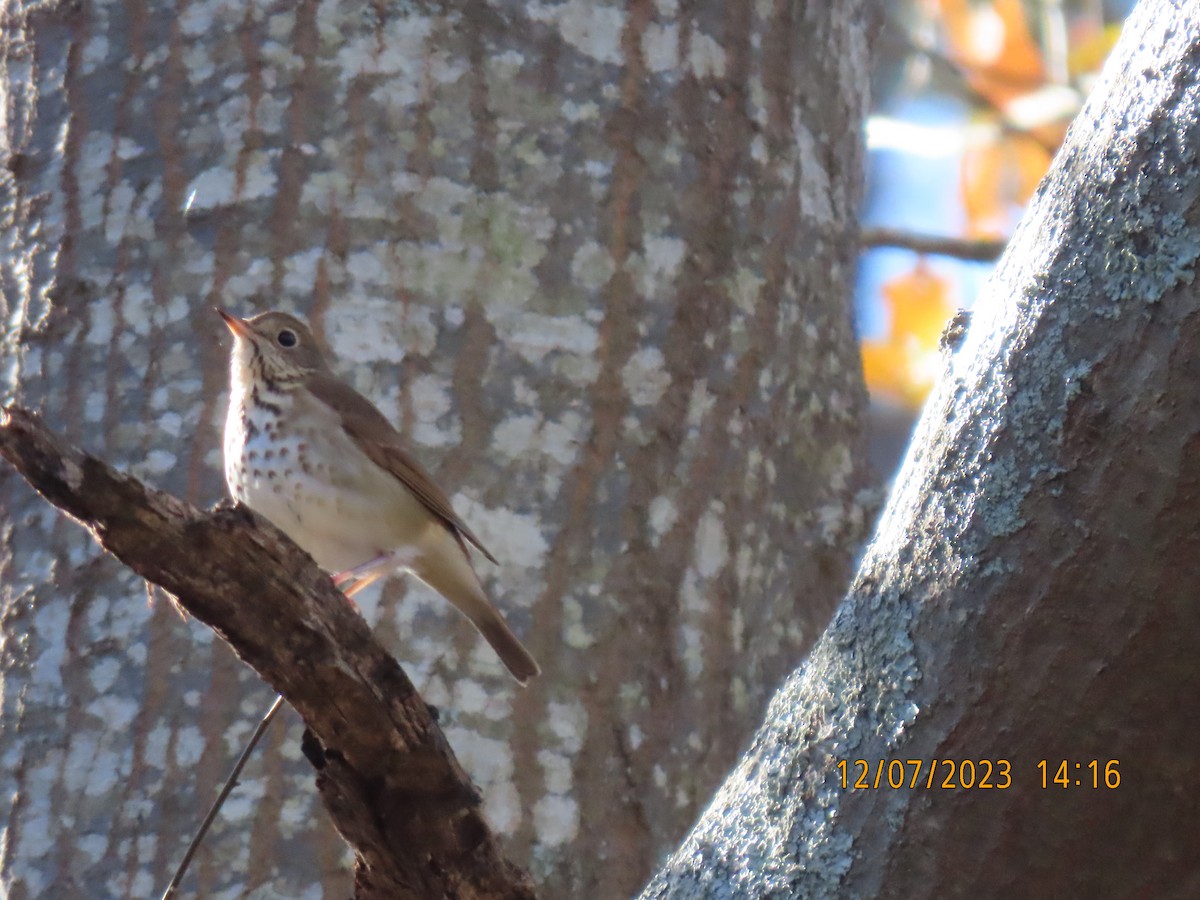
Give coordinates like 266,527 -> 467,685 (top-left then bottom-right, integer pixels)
937,0 -> 1047,108
864,261 -> 957,407
960,131 -> 1052,238
862,340 -> 917,405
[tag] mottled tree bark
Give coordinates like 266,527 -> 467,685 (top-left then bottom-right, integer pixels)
0,1 -> 871,897
643,3 -> 1200,897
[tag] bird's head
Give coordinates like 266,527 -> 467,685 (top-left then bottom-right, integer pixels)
218,309 -> 331,388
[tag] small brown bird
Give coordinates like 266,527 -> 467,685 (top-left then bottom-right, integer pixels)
219,309 -> 539,684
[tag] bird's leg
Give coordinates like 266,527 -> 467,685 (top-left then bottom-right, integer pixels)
331,550 -> 407,599
341,571 -> 385,600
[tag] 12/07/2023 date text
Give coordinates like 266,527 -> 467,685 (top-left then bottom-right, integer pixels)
836,759 -> 1011,790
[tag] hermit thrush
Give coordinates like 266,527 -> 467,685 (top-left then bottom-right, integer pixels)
218,309 -> 540,684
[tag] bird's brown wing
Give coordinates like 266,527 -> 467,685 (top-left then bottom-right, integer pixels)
305,372 -> 499,565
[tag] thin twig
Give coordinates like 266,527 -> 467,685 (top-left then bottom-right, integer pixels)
161,694 -> 286,900
860,227 -> 1006,262
161,573 -> 371,898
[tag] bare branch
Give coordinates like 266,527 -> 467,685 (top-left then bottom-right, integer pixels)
0,405 -> 537,900
859,227 -> 1007,262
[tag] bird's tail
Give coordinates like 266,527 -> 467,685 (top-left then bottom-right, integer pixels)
414,534 -> 541,684
470,609 -> 542,685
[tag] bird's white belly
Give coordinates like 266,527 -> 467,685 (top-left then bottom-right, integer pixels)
225,393 -> 429,573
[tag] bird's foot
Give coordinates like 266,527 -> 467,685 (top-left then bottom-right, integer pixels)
332,550 -> 409,600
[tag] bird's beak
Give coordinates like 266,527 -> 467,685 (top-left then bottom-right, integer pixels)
217,308 -> 252,339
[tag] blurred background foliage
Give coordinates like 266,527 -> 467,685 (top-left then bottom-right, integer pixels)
860,0 -> 1134,475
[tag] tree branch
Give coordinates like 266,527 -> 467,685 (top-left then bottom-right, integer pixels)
0,405 -> 537,900
859,227 -> 1007,262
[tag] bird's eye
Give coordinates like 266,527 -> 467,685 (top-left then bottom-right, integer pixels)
277,329 -> 297,348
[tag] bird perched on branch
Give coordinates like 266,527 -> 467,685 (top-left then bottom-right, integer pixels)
219,308 -> 539,684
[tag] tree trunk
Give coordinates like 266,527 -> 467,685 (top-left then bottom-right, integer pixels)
643,2 -> 1200,897
0,1 -> 872,897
